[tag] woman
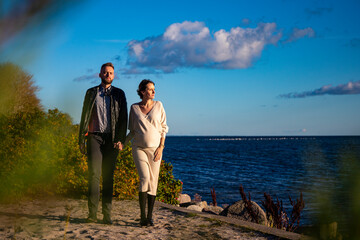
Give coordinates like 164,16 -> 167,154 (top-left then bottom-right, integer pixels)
125,79 -> 168,226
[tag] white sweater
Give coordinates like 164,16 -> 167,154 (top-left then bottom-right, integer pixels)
126,101 -> 168,148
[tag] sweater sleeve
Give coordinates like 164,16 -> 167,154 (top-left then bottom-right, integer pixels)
124,105 -> 135,145
159,102 -> 169,138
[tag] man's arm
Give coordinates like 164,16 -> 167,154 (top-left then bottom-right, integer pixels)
79,90 -> 90,154
114,90 -> 127,150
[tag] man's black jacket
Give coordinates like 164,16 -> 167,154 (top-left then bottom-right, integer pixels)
78,85 -> 127,146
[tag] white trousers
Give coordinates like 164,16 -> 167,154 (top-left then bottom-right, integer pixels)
132,146 -> 161,196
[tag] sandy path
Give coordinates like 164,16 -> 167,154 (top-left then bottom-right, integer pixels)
0,198 -> 282,239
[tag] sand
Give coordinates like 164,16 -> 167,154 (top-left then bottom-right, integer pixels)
0,198 -> 285,239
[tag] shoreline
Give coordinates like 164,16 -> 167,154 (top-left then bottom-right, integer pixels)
0,197 -> 311,239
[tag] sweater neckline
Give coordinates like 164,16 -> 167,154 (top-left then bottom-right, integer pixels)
137,101 -> 157,116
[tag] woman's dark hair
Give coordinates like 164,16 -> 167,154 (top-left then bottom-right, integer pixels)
137,79 -> 155,99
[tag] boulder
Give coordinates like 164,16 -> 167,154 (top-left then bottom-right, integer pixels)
185,201 -> 208,212
180,200 -> 207,208
187,205 -> 203,212
197,201 -> 208,209
202,206 -> 224,215
221,200 -> 267,225
178,194 -> 191,204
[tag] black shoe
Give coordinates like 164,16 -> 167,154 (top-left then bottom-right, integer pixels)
86,216 -> 97,223
147,218 -> 154,226
140,219 -> 148,226
103,215 -> 113,225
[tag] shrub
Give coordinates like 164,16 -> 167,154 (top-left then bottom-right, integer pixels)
157,160 -> 183,205
0,62 -> 41,115
54,124 -> 88,198
113,144 -> 139,200
0,108 -> 182,205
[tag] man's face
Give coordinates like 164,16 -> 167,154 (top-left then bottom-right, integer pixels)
99,66 -> 114,85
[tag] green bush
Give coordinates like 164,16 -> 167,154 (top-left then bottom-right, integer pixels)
113,144 -> 139,200
0,107 -> 182,204
54,123 -> 88,198
0,62 -> 182,205
157,160 -> 183,205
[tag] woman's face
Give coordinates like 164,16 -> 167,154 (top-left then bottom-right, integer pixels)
142,83 -> 155,100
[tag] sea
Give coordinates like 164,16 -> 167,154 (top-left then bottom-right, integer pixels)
163,136 -> 360,226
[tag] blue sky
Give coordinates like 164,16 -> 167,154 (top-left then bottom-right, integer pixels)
2,0 -> 360,135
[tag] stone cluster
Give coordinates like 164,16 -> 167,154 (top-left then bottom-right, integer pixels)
178,193 -> 267,226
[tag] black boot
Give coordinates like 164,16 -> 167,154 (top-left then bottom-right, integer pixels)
139,192 -> 148,226
102,213 -> 113,225
147,194 -> 156,226
86,209 -> 97,223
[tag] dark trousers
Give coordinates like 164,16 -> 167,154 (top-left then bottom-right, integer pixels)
87,133 -> 118,218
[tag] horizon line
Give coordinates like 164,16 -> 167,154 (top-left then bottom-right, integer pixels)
166,134 -> 360,137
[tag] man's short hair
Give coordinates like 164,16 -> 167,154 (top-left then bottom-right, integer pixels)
100,62 -> 114,72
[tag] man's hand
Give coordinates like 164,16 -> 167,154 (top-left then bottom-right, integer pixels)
114,141 -> 123,150
79,143 -> 86,155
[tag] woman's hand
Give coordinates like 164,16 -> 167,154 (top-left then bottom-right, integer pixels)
114,141 -> 123,150
153,145 -> 164,162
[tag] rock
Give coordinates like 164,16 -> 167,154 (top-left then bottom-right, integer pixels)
222,200 -> 267,225
197,201 -> 208,209
178,194 -> 191,204
219,205 -> 229,216
185,201 -> 208,212
221,204 -> 229,209
180,200 -> 207,208
202,206 -> 224,215
187,205 -> 203,212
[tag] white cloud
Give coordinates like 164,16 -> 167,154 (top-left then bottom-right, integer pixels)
283,27 -> 315,43
279,80 -> 360,98
125,21 -> 283,73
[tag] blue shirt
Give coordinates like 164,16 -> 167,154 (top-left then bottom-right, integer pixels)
89,85 -> 111,133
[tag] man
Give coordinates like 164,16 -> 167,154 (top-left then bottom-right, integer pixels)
79,62 -> 127,224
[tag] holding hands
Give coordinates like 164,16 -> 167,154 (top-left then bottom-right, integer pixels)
114,141 -> 123,150
79,141 -> 123,154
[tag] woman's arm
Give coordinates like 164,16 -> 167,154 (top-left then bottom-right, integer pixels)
154,102 -> 168,161
153,137 -> 165,162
